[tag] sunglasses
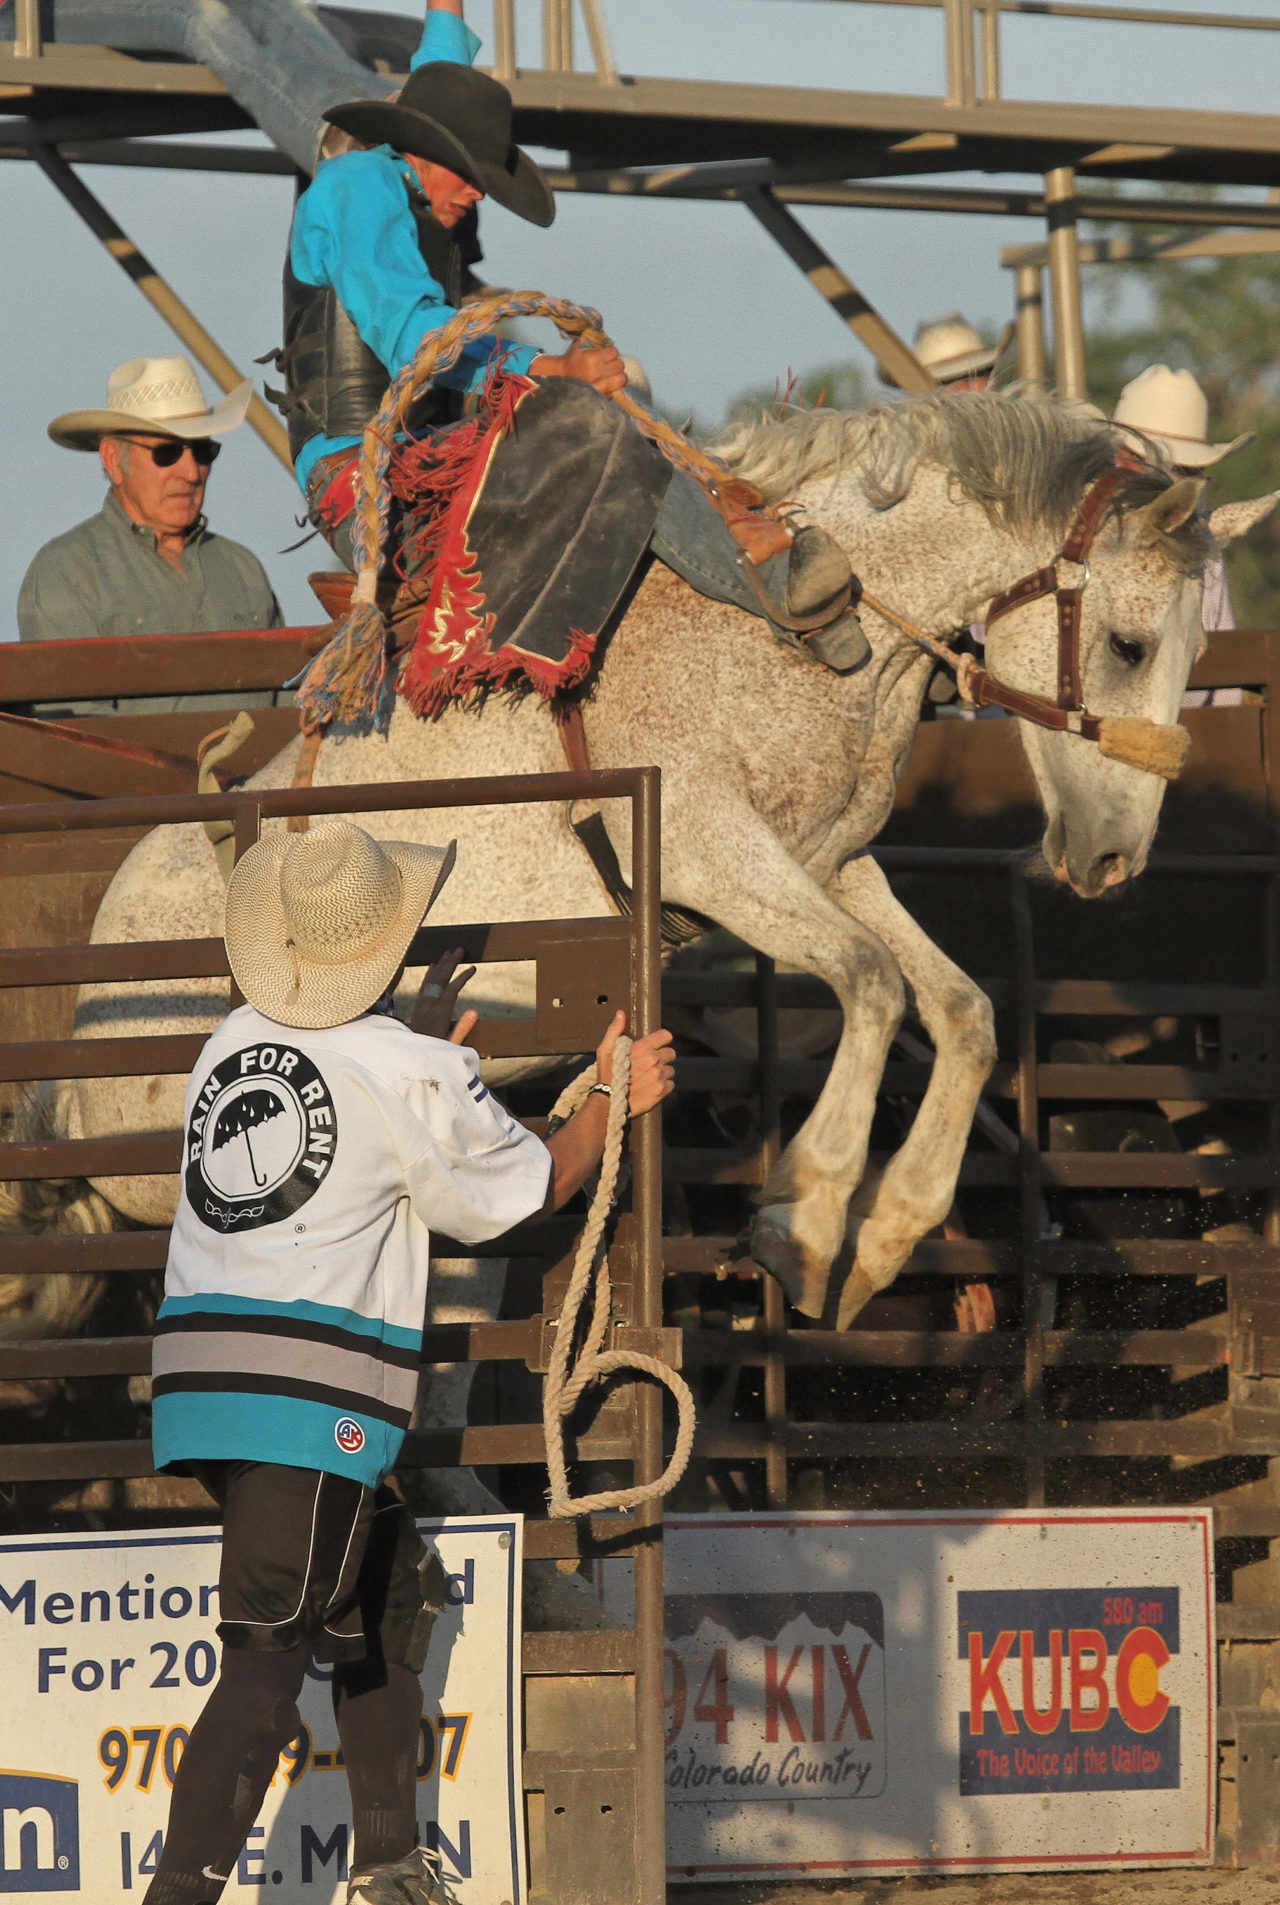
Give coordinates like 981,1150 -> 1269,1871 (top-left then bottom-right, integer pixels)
117,436 -> 221,468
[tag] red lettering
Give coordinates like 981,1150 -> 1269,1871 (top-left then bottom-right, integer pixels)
1115,1626 -> 1171,1735
1069,1629 -> 1110,1733
764,1646 -> 806,1743
831,1643 -> 874,1741
692,1648 -> 735,1744
811,1645 -> 826,1742
968,1631 -> 1018,1736
1020,1629 -> 1064,1736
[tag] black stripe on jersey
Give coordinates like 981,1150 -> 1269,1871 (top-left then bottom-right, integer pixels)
153,1310 -> 421,1370
151,1370 -> 412,1428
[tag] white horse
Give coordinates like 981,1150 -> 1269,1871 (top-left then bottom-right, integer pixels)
9,393 -> 1276,1402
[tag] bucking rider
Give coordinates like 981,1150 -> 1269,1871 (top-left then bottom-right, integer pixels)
271,0 -> 860,690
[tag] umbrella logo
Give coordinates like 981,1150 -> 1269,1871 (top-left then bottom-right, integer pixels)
211,1087 -> 288,1189
186,1044 -> 338,1233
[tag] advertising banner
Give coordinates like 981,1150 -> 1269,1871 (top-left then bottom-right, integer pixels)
651,1509 -> 1214,1880
0,1515 -> 524,1905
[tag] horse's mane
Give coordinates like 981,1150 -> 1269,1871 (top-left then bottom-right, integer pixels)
710,388 -> 1210,573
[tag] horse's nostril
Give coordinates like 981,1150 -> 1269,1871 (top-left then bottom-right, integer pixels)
1096,852 -> 1128,888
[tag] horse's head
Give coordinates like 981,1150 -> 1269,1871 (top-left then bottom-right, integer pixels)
985,469 -> 1280,897
710,390 -> 1279,899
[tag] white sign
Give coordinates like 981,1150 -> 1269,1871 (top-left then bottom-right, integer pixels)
0,1515 -> 524,1904
648,1510 -> 1214,1881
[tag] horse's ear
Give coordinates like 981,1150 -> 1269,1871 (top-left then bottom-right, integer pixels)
1209,489 -> 1280,546
1129,476 -> 1205,545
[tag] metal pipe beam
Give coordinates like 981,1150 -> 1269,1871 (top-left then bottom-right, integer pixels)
742,185 -> 933,392
493,0 -> 516,81
578,0 -> 619,86
544,161 -> 1280,231
1045,165 -> 1087,399
11,140 -> 1280,263
13,0 -> 41,60
32,145 -> 292,471
1014,263 -> 1046,386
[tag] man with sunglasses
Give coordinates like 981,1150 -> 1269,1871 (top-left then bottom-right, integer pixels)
18,355 -> 281,689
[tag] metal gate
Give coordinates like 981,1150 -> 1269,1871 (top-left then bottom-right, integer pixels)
0,765 -> 670,1905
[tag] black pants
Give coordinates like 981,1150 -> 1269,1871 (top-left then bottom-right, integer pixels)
141,1463 -> 445,1905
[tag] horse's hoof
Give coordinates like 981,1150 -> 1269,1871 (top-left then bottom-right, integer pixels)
835,1265 -> 877,1330
751,1205 -> 829,1318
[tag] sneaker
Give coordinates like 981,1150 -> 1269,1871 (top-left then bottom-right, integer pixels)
347,1846 -> 455,1905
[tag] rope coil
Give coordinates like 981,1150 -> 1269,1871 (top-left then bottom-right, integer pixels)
541,1036 -> 697,1519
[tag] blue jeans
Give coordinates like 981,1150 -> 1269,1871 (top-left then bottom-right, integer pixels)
652,469 -> 790,618
0,0 -> 394,172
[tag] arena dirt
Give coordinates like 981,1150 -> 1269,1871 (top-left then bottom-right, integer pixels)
673,1873 -> 1280,1905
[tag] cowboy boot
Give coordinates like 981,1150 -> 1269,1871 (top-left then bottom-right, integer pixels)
786,523 -> 855,622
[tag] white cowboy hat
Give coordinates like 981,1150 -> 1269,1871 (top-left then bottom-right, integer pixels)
879,314 -> 1002,388
225,822 -> 457,1030
48,354 -> 254,453
1112,365 -> 1252,470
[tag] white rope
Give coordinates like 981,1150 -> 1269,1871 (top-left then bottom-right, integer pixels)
541,1036 -> 697,1517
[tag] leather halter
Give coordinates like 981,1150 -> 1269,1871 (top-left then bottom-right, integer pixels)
964,466 -> 1132,742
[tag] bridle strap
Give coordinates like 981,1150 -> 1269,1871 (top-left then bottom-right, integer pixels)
964,666 -> 1102,740
983,467 -> 1131,712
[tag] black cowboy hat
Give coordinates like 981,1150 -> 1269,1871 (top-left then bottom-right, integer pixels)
323,64 -> 555,228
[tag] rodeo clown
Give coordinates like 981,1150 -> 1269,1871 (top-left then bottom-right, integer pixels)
142,820 -> 674,1905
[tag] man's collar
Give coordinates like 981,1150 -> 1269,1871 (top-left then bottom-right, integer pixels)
102,488 -> 208,546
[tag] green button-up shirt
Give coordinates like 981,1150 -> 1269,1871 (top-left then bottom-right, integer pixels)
17,491 -> 285,715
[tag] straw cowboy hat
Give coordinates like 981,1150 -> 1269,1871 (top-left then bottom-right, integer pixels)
48,355 -> 253,453
1112,365 -> 1253,469
225,822 -> 457,1030
323,62 -> 554,227
878,313 -> 1007,389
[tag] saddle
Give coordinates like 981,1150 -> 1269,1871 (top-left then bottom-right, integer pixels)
309,380 -> 864,712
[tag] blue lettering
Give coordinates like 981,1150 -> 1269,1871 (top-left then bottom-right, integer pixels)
38,1647 -> 67,1691
445,1560 -> 474,1607
0,1579 -> 35,1624
300,1824 -> 348,1884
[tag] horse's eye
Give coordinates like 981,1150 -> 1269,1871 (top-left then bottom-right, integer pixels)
1110,633 -> 1146,668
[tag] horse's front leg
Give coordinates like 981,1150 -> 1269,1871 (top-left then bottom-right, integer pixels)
826,854 -> 997,1326
661,803 -> 906,1318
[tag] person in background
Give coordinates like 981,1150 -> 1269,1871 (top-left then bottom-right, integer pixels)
1112,365 -> 1253,704
880,313 -> 1010,394
18,355 -> 283,713
20,355 -> 280,645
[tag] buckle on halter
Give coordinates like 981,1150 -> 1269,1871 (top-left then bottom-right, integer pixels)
1056,554 -> 1092,592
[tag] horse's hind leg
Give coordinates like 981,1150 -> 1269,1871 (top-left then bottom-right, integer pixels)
826,855 -> 997,1326
658,803 -> 906,1319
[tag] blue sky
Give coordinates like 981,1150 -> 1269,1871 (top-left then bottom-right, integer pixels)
2,0 -> 1277,631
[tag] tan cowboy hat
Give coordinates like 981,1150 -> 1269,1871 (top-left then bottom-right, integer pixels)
1112,365 -> 1252,469
225,822 -> 457,1030
878,314 -> 1005,389
48,354 -> 254,452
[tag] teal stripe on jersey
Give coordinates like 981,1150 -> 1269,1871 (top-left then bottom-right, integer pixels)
157,1291 -> 422,1353
152,1388 -> 400,1490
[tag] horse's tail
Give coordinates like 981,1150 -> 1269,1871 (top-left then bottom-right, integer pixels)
0,1087 -> 118,1354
